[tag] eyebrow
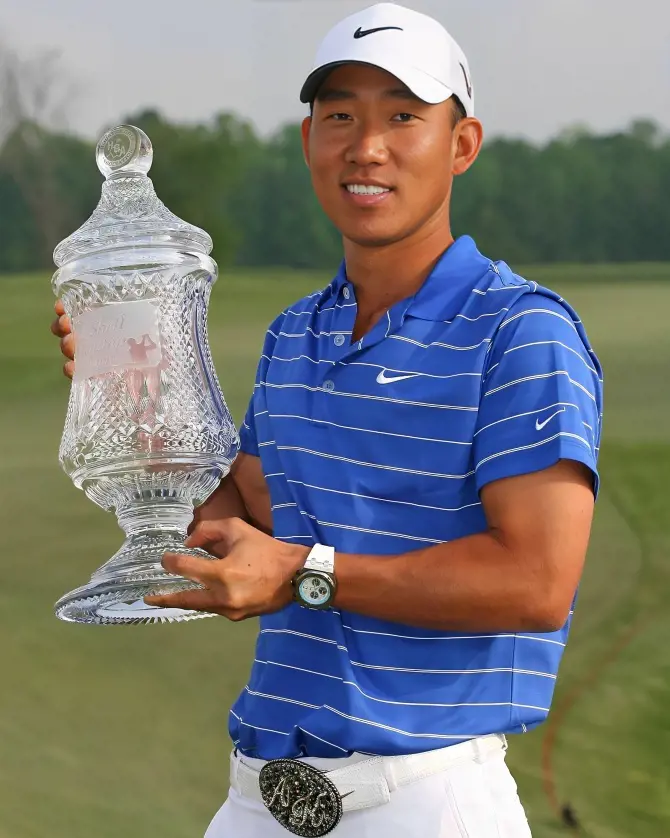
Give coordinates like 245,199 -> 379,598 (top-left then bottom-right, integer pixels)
315,87 -> 423,104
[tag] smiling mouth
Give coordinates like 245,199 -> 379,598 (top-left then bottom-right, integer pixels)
344,184 -> 392,195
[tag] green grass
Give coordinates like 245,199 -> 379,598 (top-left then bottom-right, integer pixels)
1,264 -> 669,837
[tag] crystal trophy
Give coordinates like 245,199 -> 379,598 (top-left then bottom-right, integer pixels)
52,124 -> 239,625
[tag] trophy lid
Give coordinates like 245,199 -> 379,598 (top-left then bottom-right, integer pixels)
53,124 -> 213,267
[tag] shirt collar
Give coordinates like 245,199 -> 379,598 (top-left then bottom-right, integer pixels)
407,236 -> 493,322
329,236 -> 493,323
329,259 -> 348,296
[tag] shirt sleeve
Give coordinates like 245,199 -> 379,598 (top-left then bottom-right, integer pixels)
237,310 -> 285,458
238,394 -> 259,457
473,294 -> 603,496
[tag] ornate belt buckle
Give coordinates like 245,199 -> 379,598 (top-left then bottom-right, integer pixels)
259,758 -> 345,836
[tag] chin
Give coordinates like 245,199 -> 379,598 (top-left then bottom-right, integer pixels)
338,220 -> 411,249
344,231 -> 411,249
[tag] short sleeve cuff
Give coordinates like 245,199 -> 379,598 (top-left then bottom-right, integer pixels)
238,420 -> 259,457
475,438 -> 600,499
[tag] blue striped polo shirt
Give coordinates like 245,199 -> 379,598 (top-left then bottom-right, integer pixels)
230,235 -> 603,760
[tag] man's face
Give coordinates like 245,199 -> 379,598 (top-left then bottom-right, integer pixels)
301,64 -> 480,249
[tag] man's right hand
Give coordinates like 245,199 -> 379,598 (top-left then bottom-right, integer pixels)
51,299 -> 75,379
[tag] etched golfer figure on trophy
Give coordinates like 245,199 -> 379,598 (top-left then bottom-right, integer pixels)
52,124 -> 239,625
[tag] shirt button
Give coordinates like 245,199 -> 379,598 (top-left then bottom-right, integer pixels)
334,334 -> 345,347
343,287 -> 350,300
323,379 -> 335,392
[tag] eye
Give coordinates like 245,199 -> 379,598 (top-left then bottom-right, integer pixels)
327,112 -> 352,121
393,113 -> 417,123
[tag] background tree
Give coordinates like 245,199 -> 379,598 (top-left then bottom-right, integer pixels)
0,42 -> 668,273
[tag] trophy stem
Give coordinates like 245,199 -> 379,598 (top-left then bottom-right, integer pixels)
55,496 -> 218,626
117,497 -> 194,536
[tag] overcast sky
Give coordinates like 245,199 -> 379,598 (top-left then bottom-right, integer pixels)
2,0 -> 669,144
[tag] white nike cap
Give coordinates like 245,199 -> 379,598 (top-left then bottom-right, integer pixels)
299,2 -> 474,117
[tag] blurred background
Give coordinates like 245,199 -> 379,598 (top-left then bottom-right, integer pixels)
1,0 -> 669,836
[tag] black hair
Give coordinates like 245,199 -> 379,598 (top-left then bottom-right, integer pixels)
308,95 -> 467,128
450,96 -> 467,127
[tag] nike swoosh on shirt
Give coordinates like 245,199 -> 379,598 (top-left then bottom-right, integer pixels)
376,370 -> 422,385
535,408 -> 566,431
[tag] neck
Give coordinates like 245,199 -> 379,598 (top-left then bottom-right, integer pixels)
342,217 -> 455,314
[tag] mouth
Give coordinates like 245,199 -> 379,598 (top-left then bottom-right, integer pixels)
341,182 -> 394,206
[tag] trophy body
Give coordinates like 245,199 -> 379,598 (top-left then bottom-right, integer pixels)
53,126 -> 239,625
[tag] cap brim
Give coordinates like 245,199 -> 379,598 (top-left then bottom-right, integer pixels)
300,59 -> 454,106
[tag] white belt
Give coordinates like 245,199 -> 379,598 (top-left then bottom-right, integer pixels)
231,734 -> 506,813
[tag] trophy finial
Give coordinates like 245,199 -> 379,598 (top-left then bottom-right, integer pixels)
96,125 -> 152,178
54,121 -> 212,269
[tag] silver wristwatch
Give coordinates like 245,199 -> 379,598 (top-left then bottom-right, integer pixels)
292,544 -> 337,610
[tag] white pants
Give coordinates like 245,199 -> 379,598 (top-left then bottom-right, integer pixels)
204,738 -> 532,837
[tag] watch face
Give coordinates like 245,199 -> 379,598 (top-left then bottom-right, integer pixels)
297,574 -> 333,608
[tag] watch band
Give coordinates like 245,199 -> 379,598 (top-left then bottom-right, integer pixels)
304,543 -> 335,574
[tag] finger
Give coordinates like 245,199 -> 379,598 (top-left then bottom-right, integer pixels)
51,314 -> 72,338
162,551 -> 221,583
188,501 -> 207,534
185,517 -> 243,551
59,314 -> 72,335
63,360 -> 75,379
54,299 -> 66,316
144,587 -> 221,613
60,334 -> 75,360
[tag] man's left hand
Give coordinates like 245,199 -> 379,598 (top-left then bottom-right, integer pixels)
144,518 -> 309,620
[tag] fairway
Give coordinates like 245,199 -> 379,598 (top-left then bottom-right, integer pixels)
1,264 -> 669,838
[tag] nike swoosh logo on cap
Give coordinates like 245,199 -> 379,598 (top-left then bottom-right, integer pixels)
353,25 -> 403,39
376,370 -> 421,384
535,407 -> 566,431
459,63 -> 472,99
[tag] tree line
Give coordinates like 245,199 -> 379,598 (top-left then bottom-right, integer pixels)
0,107 -> 667,274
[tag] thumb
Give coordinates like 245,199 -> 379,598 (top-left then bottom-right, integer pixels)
185,517 -> 243,551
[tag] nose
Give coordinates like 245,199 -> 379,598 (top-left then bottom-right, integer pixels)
344,123 -> 390,167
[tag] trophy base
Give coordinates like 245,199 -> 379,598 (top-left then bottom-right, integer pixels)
55,529 -> 219,626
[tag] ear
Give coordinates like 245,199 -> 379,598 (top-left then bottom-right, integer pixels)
452,117 -> 484,177
301,116 -> 312,168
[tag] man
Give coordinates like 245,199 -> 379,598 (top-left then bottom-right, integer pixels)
52,3 -> 603,836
